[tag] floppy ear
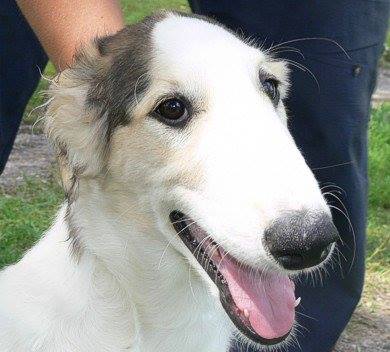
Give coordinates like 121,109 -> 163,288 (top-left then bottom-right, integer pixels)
44,45 -> 112,200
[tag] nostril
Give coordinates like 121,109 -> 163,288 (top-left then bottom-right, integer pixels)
275,252 -> 304,270
272,243 -> 334,270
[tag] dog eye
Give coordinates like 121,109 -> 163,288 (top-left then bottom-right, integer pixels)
154,98 -> 189,126
262,78 -> 280,105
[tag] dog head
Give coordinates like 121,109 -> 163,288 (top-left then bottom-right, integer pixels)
46,12 -> 338,347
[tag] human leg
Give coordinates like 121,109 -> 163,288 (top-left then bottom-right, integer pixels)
0,0 -> 47,174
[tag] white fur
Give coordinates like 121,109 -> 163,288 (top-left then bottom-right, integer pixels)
0,13 -> 331,352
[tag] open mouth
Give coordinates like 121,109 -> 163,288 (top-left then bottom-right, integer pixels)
170,210 -> 299,346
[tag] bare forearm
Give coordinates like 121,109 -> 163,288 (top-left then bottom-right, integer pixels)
16,0 -> 125,70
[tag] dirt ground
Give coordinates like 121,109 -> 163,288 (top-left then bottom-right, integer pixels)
335,307 -> 390,352
0,125 -> 55,191
1,70 -> 389,351
373,68 -> 390,103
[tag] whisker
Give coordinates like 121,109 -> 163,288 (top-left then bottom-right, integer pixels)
170,217 -> 195,225
194,234 -> 214,262
320,183 -> 346,195
294,320 -> 309,334
311,160 -> 353,171
157,220 -> 197,270
283,59 -> 320,91
269,45 -> 306,60
187,265 -> 198,303
322,191 -> 350,245
269,37 -> 351,60
328,204 -> 356,274
332,245 -> 345,279
295,310 -> 318,322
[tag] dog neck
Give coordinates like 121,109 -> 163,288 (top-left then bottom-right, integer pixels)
62,178 -> 232,351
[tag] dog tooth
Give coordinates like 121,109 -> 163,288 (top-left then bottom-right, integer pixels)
243,309 -> 249,318
294,297 -> 301,307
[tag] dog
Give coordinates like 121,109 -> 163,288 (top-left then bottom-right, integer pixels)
0,11 -> 338,352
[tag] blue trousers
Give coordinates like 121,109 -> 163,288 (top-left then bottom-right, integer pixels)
188,1 -> 389,351
1,1 -> 389,351
0,0 -> 47,174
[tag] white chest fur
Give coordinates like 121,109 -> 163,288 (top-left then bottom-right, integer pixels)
0,205 -> 232,352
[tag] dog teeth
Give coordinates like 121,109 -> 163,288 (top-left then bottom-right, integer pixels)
294,297 -> 301,307
243,309 -> 250,318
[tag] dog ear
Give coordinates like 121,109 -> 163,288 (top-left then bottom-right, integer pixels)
44,43 -> 111,194
45,20 -> 155,185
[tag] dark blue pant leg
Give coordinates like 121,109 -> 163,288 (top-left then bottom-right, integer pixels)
0,0 -> 48,174
189,1 -> 389,351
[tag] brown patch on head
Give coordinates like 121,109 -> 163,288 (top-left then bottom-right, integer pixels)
76,12 -> 167,141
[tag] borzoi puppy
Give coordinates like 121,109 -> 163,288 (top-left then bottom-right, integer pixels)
0,11 -> 338,352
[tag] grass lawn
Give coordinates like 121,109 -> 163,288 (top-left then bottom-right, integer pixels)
0,178 -> 62,268
1,0 -> 389,310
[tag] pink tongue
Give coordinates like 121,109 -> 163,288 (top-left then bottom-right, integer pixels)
219,256 -> 296,340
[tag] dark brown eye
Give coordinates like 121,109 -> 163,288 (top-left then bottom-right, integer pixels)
155,98 -> 189,126
262,78 -> 280,105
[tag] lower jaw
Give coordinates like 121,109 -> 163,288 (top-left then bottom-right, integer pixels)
224,301 -> 291,346
170,213 -> 292,346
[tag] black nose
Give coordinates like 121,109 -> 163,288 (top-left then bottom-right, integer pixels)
264,211 -> 338,270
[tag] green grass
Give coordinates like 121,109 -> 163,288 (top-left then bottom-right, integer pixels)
368,104 -> 390,210
120,0 -> 188,23
0,178 -> 62,268
366,103 -> 390,273
1,1 -> 389,291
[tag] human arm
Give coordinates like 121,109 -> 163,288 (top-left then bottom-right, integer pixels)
16,0 -> 125,70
